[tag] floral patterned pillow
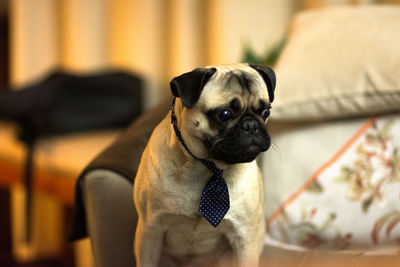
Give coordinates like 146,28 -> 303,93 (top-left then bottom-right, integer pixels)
264,114 -> 400,254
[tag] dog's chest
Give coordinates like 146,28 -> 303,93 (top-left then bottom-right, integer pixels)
161,164 -> 211,214
161,214 -> 231,259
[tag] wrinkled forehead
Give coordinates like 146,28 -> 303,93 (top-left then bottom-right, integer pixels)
198,64 -> 270,109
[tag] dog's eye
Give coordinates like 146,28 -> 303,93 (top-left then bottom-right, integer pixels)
216,110 -> 233,123
261,108 -> 270,120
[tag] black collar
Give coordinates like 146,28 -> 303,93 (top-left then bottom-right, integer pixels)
170,97 -> 223,177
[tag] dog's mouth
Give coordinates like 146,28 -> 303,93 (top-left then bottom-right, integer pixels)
247,144 -> 261,154
209,136 -> 270,164
238,141 -> 269,163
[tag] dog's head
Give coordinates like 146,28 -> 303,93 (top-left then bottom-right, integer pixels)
170,63 -> 275,164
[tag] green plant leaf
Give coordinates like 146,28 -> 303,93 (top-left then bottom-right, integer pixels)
365,133 -> 379,143
306,180 -> 323,194
379,120 -> 394,138
291,221 -> 319,233
241,36 -> 287,66
319,212 -> 337,232
362,195 -> 374,213
242,44 -> 265,65
333,166 -> 352,183
264,37 -> 287,66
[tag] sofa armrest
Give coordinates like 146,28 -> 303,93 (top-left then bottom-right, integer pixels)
83,169 -> 137,267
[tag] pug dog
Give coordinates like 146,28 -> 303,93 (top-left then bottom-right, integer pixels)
133,63 -> 275,267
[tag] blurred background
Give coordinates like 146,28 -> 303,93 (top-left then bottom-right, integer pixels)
0,0 -> 399,266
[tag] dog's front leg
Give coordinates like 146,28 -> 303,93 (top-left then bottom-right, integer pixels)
230,241 -> 262,267
134,218 -> 164,267
227,229 -> 264,267
236,245 -> 262,267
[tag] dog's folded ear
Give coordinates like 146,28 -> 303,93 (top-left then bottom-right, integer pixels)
249,64 -> 276,103
170,67 -> 217,108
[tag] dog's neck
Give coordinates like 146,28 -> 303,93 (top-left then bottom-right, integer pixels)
171,98 -> 236,171
170,98 -> 228,169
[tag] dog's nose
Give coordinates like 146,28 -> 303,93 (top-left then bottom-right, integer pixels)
241,118 -> 259,134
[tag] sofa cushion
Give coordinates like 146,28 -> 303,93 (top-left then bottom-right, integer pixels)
271,6 -> 400,121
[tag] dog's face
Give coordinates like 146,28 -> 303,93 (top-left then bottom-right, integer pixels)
170,63 -> 275,164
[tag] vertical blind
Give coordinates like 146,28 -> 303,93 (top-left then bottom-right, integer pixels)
10,0 -> 298,109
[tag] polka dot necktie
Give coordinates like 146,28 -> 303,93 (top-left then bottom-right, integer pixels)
171,98 -> 230,227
